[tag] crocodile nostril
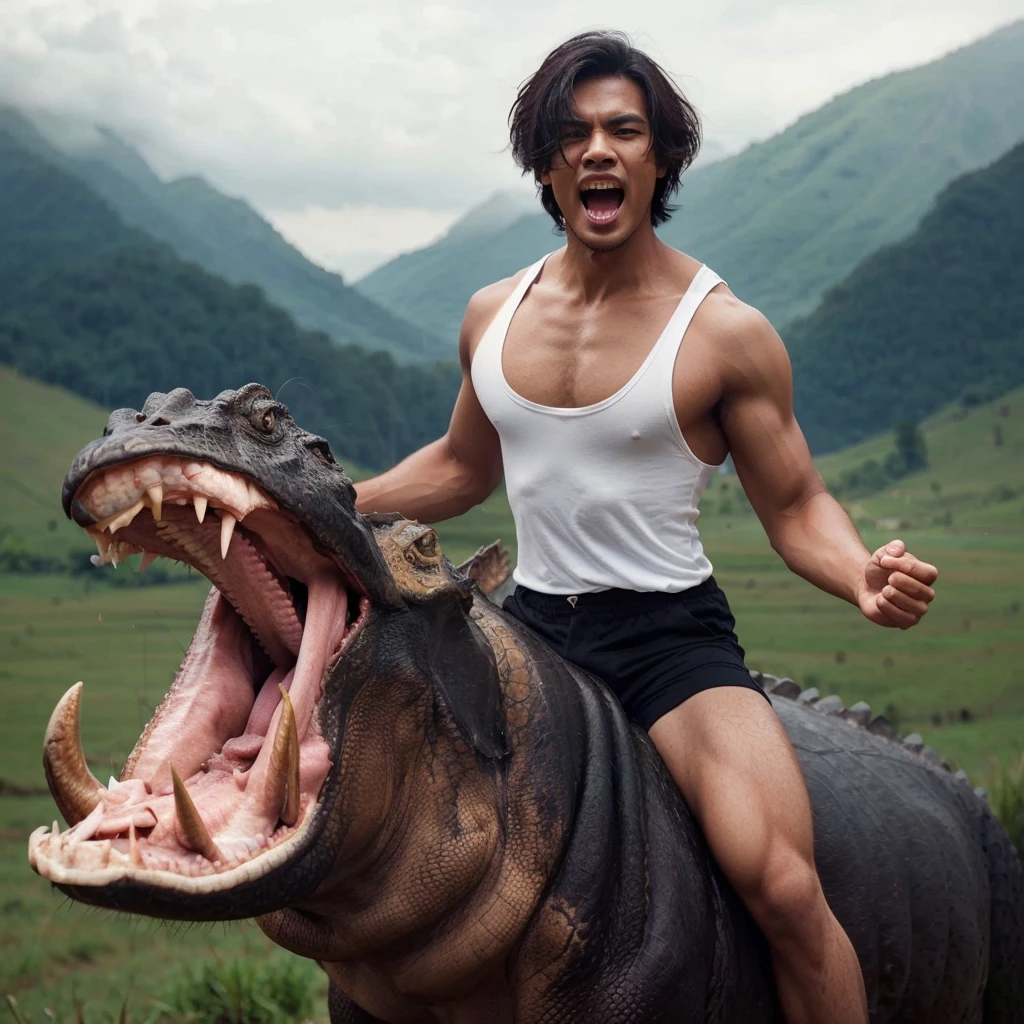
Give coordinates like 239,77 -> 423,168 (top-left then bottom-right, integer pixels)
135,413 -> 146,423
150,416 -> 171,427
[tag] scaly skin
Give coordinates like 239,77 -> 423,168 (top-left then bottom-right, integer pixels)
40,384 -> 1023,1023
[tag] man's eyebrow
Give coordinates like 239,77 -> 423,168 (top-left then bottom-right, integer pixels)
606,113 -> 648,127
558,113 -> 649,129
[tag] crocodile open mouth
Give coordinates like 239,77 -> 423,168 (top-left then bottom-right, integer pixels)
29,455 -> 366,892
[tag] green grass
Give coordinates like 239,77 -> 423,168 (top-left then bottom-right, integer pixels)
0,367 -> 108,560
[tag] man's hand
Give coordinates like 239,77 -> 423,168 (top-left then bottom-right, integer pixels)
859,539 -> 938,629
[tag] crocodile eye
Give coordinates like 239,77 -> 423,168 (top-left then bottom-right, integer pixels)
251,401 -> 279,434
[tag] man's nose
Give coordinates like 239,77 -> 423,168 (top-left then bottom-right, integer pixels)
582,130 -> 615,166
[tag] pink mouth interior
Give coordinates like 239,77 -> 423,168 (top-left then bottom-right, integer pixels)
37,456 -> 366,877
581,187 -> 624,222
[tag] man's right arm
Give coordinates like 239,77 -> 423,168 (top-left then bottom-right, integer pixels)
354,278 -> 517,523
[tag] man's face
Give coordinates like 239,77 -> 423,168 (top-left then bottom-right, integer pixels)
542,75 -> 665,252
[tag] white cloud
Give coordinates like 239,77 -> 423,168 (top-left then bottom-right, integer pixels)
268,203 -> 463,279
1,0 -> 1021,275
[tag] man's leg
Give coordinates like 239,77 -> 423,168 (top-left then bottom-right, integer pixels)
648,687 -> 868,1024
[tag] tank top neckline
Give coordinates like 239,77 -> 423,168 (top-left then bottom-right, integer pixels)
496,253 -> 717,418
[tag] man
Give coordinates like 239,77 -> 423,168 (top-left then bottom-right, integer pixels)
356,30 -> 938,1024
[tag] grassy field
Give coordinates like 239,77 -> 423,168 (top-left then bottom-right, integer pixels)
1,373 -> 1022,1019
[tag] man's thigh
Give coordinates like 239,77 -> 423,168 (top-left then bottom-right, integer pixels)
647,687 -> 816,897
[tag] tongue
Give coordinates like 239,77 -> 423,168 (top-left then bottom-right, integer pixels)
587,191 -> 620,216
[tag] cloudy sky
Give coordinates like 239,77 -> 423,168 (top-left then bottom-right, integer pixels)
2,1 -> 1021,279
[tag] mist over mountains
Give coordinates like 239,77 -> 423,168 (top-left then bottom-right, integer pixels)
0,109 -> 449,365
0,128 -> 459,470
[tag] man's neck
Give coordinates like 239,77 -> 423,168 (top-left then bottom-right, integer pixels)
556,220 -> 669,303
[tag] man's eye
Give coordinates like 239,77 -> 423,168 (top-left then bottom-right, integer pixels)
615,128 -> 641,136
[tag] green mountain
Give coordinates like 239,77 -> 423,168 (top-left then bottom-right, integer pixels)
0,109 -> 448,363
356,19 -> 1024,341
788,140 -> 1024,453
0,127 -> 459,471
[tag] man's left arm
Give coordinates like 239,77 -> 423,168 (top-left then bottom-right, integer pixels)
717,308 -> 937,629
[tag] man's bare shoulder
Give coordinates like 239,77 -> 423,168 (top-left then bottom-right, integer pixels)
459,269 -> 531,365
697,287 -> 791,389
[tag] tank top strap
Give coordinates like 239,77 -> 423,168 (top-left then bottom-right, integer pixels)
643,265 -> 724,376
474,252 -> 555,366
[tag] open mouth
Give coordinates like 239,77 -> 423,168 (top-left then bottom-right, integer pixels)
29,455 -> 366,892
580,181 -> 625,224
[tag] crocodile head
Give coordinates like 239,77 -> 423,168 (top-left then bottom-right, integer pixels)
28,384 -> 503,920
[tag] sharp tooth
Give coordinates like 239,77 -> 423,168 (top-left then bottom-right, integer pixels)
52,820 -> 60,837
42,682 -> 105,826
265,685 -> 300,827
108,775 -> 120,790
90,531 -> 111,561
194,495 -> 208,524
107,500 -> 144,535
139,551 -> 158,573
219,512 -> 237,559
170,764 -> 222,863
145,484 -> 163,522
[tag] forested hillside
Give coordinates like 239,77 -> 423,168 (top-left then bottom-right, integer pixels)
357,19 -> 1024,342
0,109 -> 448,363
789,142 -> 1024,453
0,129 -> 458,470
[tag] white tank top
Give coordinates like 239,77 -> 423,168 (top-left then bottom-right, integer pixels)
471,253 -> 725,595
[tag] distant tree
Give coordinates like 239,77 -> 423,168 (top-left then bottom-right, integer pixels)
893,418 -> 928,473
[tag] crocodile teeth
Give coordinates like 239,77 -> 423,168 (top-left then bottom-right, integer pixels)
266,685 -> 300,827
170,764 -> 222,863
139,550 -> 158,573
219,511 -> 237,559
43,682 -> 105,827
193,494 -> 208,524
90,531 -> 111,560
145,484 -> 163,522
106,500 -> 145,534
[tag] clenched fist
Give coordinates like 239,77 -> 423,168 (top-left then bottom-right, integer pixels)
858,539 -> 938,629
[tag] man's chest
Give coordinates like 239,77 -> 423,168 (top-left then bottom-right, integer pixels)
501,289 -> 722,418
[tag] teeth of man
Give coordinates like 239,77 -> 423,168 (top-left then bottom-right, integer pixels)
584,182 -> 620,190
220,511 -> 237,559
194,494 -> 208,524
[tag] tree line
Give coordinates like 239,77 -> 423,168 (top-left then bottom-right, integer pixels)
0,129 -> 460,471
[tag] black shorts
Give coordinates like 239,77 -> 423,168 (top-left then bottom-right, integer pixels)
503,576 -> 767,731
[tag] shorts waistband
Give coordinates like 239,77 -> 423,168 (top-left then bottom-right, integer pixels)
513,576 -> 719,610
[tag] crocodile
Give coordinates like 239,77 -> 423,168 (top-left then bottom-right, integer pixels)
29,384 -> 1023,1023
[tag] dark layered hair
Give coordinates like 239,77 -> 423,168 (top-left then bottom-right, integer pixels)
509,31 -> 701,229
